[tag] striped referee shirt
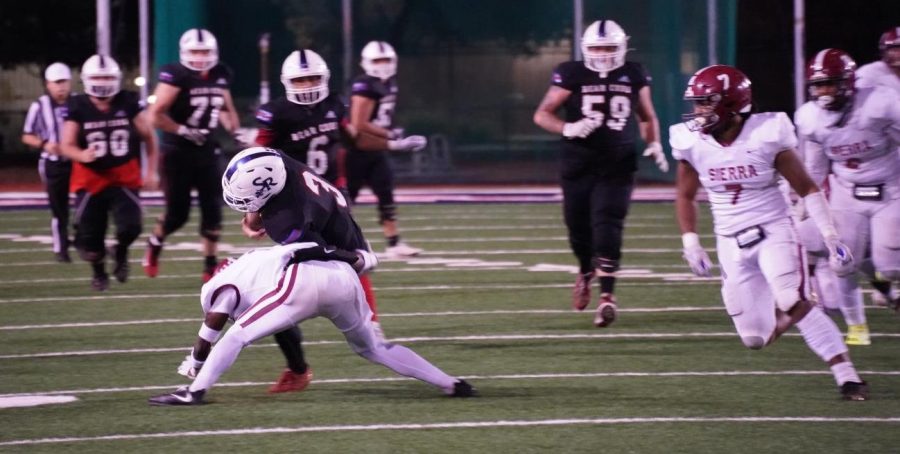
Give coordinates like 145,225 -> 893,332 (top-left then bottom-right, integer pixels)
22,94 -> 69,162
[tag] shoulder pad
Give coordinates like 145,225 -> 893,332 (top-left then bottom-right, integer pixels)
746,112 -> 797,149
668,122 -> 698,152
793,102 -> 820,137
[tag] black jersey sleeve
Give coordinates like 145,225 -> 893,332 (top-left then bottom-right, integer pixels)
350,76 -> 382,100
628,61 -> 651,91
120,91 -> 144,120
157,63 -> 189,88
64,94 -> 86,123
550,62 -> 580,91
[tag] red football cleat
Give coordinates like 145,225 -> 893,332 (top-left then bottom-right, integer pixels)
268,368 -> 313,394
142,239 -> 162,278
572,272 -> 594,311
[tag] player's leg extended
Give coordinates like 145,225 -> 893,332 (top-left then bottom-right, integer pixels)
197,159 -> 224,281
325,266 -> 465,395
831,183 -> 872,343
144,150 -> 191,277
870,197 -> 900,287
794,217 -> 841,312
45,160 -> 72,260
562,174 -> 595,310
758,220 -> 865,398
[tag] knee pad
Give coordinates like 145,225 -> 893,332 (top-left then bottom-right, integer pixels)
378,203 -> 397,224
200,227 -> 221,242
740,336 -> 767,350
593,257 -> 620,274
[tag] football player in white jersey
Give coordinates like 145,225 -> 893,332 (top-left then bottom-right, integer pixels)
149,243 -> 475,405
795,49 -> 900,342
856,27 -> 900,92
673,65 -> 868,401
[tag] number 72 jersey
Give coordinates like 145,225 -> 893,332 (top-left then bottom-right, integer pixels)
670,112 -> 796,236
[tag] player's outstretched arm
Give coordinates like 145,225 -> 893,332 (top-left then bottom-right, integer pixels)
178,311 -> 229,378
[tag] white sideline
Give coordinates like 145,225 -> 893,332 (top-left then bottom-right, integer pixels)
2,416 -> 899,446
3,332 -> 900,360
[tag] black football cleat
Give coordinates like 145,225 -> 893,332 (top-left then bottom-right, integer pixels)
840,381 -> 869,401
450,380 -> 477,398
148,386 -> 206,406
91,273 -> 110,292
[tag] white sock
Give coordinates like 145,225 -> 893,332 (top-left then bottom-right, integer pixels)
836,277 -> 867,325
360,343 -> 457,392
795,306 -> 848,363
189,330 -> 246,393
830,362 -> 861,386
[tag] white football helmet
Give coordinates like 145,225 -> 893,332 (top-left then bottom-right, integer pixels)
80,55 -> 122,98
361,41 -> 397,80
281,49 -> 330,105
179,28 -> 219,71
581,20 -> 629,74
222,147 -> 287,213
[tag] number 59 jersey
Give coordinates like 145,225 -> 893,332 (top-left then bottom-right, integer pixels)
670,112 -> 797,236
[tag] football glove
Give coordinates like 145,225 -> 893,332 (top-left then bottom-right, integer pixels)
177,354 -> 204,379
562,116 -> 602,139
388,135 -> 428,152
682,232 -> 712,277
233,127 -> 259,147
642,142 -> 669,173
177,125 -> 209,146
825,237 -> 855,277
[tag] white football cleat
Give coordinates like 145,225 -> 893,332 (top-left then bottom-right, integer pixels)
385,242 -> 422,258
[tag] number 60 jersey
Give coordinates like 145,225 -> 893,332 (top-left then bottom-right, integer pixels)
670,112 -> 797,236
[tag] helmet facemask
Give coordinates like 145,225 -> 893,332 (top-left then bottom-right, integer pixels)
179,29 -> 219,72
81,55 -> 122,99
281,50 -> 331,105
581,20 -> 628,76
683,93 -> 724,133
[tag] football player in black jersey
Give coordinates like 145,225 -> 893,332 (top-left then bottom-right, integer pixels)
144,29 -> 240,282
254,48 -> 422,335
348,41 -> 427,258
534,19 -> 668,328
60,55 -> 159,291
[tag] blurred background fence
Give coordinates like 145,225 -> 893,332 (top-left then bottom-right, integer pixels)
0,0 -> 895,185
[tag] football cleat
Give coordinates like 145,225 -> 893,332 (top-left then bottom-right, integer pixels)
202,265 -> 216,283
839,381 -> 869,401
572,272 -> 593,311
593,293 -> 618,328
142,238 -> 162,278
845,324 -> 871,346
91,273 -> 109,292
148,386 -> 206,406
450,380 -> 477,398
385,242 -> 422,258
268,368 -> 313,394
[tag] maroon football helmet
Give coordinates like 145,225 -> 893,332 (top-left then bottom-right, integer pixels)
806,48 -> 856,110
880,26 -> 900,68
682,65 -> 752,133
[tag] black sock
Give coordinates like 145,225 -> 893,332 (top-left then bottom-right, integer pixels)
274,326 -> 308,374
204,255 -> 217,271
91,261 -> 106,277
387,235 -> 400,247
871,279 -> 892,297
599,276 -> 616,295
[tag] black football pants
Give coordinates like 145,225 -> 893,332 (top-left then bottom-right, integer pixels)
561,173 -> 634,274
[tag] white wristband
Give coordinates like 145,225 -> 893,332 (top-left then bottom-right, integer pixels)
189,348 -> 205,368
198,324 -> 222,343
681,232 -> 701,249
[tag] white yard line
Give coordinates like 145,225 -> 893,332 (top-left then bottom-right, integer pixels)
2,370 -> 899,399
1,415 -> 899,446
3,332 -> 899,360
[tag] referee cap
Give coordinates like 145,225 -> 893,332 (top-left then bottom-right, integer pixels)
44,63 -> 72,82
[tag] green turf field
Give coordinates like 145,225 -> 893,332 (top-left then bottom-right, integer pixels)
0,202 -> 897,453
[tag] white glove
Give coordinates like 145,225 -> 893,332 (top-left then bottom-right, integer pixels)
177,125 -> 209,146
233,127 -> 259,147
388,135 -> 427,152
562,117 -> 602,139
825,237 -> 855,277
389,127 -> 405,140
682,232 -> 713,277
354,249 -> 379,274
177,354 -> 204,379
642,142 -> 669,173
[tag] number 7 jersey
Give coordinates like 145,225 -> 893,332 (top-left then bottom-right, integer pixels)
670,112 -> 796,236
